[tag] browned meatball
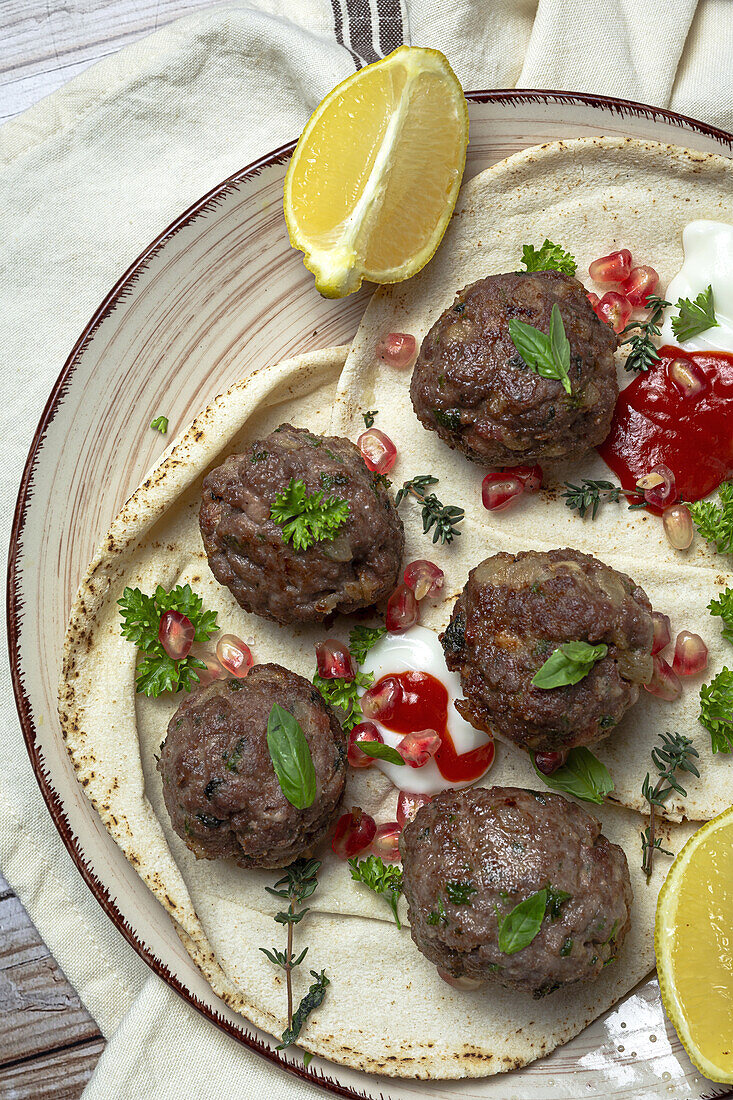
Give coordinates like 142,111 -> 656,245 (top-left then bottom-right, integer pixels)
158,663 -> 346,868
400,787 -> 633,997
441,549 -> 653,754
410,271 -> 618,468
200,425 -> 403,624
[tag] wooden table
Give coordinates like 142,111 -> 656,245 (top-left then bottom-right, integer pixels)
1,5 -> 221,1094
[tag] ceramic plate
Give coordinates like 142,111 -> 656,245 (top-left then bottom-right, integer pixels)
8,91 -> 733,1100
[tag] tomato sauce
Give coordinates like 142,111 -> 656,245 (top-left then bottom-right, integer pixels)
598,347 -> 733,509
374,670 -> 494,783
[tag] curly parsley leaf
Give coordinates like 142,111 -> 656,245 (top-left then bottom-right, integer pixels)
117,584 -> 217,696
508,304 -> 572,395
531,641 -> 608,689
530,747 -> 614,804
348,856 -> 403,927
521,240 -> 577,276
313,669 -> 373,731
348,625 -> 387,664
445,881 -> 477,906
671,285 -> 718,343
270,478 -> 349,552
150,415 -> 168,434
266,705 -> 316,809
699,667 -> 733,753
688,482 -> 733,555
708,587 -> 733,645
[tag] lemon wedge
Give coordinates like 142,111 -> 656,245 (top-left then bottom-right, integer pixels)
656,804 -> 733,1083
284,46 -> 468,298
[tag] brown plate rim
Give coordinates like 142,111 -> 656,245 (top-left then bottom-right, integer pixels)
7,88 -> 733,1098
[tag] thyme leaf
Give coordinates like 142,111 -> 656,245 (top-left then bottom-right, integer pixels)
395,474 -> 464,544
641,732 -> 699,879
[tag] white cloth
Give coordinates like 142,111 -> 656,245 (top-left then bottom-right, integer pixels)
1,3 -> 731,1097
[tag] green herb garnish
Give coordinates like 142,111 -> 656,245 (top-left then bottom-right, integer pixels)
356,741 -> 405,766
348,856 -> 403,927
618,296 -> 670,373
699,668 -> 733,753
362,410 -> 377,429
521,240 -> 577,276
118,583 -> 218,697
530,746 -> 614,805
266,704 -> 316,809
498,889 -> 547,955
531,641 -> 608,689
688,482 -> 733,555
545,887 -> 572,920
508,304 -> 572,396
270,478 -> 349,551
427,898 -> 448,925
150,415 -> 169,433
445,881 -> 477,906
395,474 -> 464,545
641,731 -> 700,879
313,669 -> 373,731
348,625 -> 387,664
671,285 -> 718,343
561,478 -> 644,519
708,587 -> 733,645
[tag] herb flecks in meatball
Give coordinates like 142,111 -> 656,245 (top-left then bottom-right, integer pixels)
158,663 -> 346,868
441,548 -> 653,754
200,424 -> 404,624
400,786 -> 633,996
410,271 -> 618,468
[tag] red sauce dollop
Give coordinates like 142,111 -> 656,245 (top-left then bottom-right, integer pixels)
598,347 -> 733,507
375,670 -> 494,783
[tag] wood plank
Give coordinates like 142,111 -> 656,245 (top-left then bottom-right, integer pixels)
0,1036 -> 106,1100
0,893 -> 51,971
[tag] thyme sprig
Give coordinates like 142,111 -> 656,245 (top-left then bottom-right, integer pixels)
260,859 -> 328,1049
641,732 -> 700,880
561,478 -> 645,520
395,474 -> 464,544
618,296 -> 671,374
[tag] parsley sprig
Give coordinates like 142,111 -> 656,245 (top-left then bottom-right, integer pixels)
688,482 -> 733,554
508,304 -> 572,395
521,240 -> 577,276
150,415 -> 169,433
395,474 -> 464,544
271,478 -> 349,551
561,478 -> 644,519
348,625 -> 387,664
699,668 -> 733,753
348,856 -> 403,927
260,859 -> 329,1050
118,584 -> 218,696
671,285 -> 718,343
640,732 -> 700,879
618,296 -> 670,373
313,670 -> 373,731
709,587 -> 733,645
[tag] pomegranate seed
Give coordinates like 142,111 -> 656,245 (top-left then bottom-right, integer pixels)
215,634 -> 253,678
636,464 -> 676,509
510,464 -> 542,493
588,249 -> 633,284
315,638 -> 355,681
587,291 -> 600,309
663,504 -> 694,550
651,612 -> 672,656
534,750 -> 567,775
404,560 -> 444,601
672,631 -> 708,676
644,654 -> 682,701
593,291 -> 633,333
371,821 -> 402,862
396,790 -> 433,827
667,357 -> 708,398
347,722 -> 383,768
437,967 -> 485,990
193,652 -> 228,687
377,332 -> 417,370
621,266 -> 659,307
361,675 -> 403,722
398,728 -> 441,768
159,610 -> 195,660
482,472 -> 524,512
386,584 -> 419,632
332,807 -> 377,860
358,428 -> 397,475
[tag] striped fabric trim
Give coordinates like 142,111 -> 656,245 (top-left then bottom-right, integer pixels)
330,0 -> 408,69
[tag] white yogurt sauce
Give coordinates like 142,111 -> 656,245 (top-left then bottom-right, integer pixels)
358,625 -> 493,794
659,220 -> 733,352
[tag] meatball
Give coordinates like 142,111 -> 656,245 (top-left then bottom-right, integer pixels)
200,424 -> 404,624
158,663 -> 346,868
410,271 -> 618,468
441,548 -> 653,755
400,786 -> 632,996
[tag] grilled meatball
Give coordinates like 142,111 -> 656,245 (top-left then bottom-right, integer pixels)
410,271 -> 618,468
200,424 -> 404,624
441,549 -> 653,755
400,786 -> 632,996
158,663 -> 346,868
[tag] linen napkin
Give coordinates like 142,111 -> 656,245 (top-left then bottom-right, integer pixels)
1,2 -> 732,1097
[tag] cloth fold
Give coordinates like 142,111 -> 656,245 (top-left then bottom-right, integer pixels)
1,2 -> 731,1096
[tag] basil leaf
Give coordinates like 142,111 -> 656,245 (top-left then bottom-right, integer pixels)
531,746 -> 614,805
498,889 -> 547,955
531,640 -> 608,689
508,304 -> 572,395
357,741 -> 405,766
266,704 -> 317,809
